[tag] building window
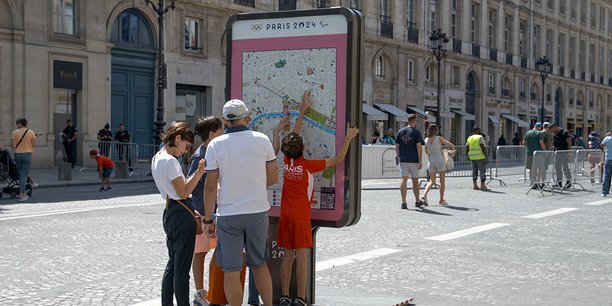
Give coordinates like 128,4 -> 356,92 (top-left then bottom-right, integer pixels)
560,0 -> 566,15
569,36 -> 575,69
531,84 -> 538,100
546,29 -> 552,60
569,88 -> 574,105
519,79 -> 525,99
532,25 -> 540,60
601,8 -> 606,32
570,0 -> 577,19
349,0 -> 360,10
279,0 -> 297,10
546,84 -> 552,101
451,13 -> 457,37
235,0 -> 255,7
589,91 -> 594,108
519,20 -> 526,57
535,0 -> 541,6
488,9 -> 497,49
184,17 -> 202,52
581,3 -> 587,24
599,46 -> 604,77
488,73 -> 495,94
609,11 -> 612,34
471,3 -> 480,44
407,59 -> 414,82
579,40 -> 585,71
407,0 -> 415,26
425,64 -> 431,81
430,0 -> 437,32
502,77 -> 510,96
451,66 -> 460,86
375,55 -> 385,78
589,44 -> 595,73
53,0 -> 76,36
608,49 -> 612,79
591,4 -> 597,28
316,0 -> 329,8
504,15 -> 512,52
558,34 -> 564,66
547,0 -> 554,10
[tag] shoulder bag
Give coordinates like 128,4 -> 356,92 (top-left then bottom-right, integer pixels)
166,197 -> 203,235
15,129 -> 30,149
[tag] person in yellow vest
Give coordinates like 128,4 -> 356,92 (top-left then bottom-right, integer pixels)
466,125 -> 489,191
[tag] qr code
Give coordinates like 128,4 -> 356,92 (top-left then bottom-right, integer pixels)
319,187 -> 335,210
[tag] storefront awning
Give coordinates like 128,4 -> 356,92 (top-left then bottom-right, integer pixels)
374,103 -> 410,122
451,109 -> 476,121
362,103 -> 389,121
488,115 -> 500,126
501,113 -> 530,127
406,106 -> 436,122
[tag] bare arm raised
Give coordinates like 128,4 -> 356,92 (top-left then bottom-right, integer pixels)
325,123 -> 359,167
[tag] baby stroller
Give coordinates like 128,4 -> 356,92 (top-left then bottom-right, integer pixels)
0,149 -> 32,199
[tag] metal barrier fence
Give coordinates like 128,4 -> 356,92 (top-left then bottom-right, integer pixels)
575,149 -> 603,185
553,150 -> 584,191
82,140 -> 159,176
491,145 -> 526,183
526,151 -> 557,195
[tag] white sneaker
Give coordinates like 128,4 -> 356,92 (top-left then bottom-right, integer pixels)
17,195 -> 29,202
30,182 -> 39,188
193,290 -> 208,306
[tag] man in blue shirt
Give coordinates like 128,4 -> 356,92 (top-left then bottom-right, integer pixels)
600,132 -> 612,197
395,114 -> 424,209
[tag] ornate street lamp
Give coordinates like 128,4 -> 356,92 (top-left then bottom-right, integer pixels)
144,0 -> 176,146
535,56 -> 552,123
429,29 -> 449,131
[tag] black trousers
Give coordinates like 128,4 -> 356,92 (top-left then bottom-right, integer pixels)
63,141 -> 76,165
162,199 -> 196,306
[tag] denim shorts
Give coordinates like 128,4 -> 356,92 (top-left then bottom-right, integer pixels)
102,168 -> 113,178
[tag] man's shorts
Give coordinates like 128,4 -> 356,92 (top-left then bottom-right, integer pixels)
102,168 -> 113,178
194,220 -> 216,253
278,216 -> 312,249
399,162 -> 419,178
215,212 -> 268,272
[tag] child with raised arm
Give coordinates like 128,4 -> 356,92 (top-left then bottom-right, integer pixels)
272,91 -> 359,306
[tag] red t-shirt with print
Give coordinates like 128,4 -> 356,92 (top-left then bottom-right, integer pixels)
280,156 -> 326,220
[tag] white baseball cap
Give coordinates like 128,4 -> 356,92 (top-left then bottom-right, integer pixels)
223,99 -> 250,120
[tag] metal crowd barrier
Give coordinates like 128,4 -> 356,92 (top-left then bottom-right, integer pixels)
526,151 -> 556,196
553,150 -> 584,191
491,145 -> 526,184
82,140 -> 159,176
574,149 -> 603,186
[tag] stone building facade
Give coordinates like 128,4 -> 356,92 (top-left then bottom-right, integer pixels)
1,0 -> 611,167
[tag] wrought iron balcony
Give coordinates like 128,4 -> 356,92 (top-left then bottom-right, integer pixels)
317,0 -> 330,8
502,89 -> 510,97
279,0 -> 296,10
406,22 -> 418,43
380,15 -> 393,38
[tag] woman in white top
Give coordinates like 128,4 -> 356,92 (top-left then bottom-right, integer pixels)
151,122 -> 206,306
421,124 -> 455,205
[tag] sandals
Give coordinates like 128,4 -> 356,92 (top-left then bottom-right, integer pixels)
438,199 -> 448,205
420,196 -> 428,205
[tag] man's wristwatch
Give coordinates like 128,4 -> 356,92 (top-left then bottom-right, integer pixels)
202,219 -> 213,225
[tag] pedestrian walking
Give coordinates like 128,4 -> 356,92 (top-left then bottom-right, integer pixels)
61,119 -> 77,168
203,99 -> 278,306
272,91 -> 358,306
552,124 -> 573,188
466,125 -> 489,191
11,118 -> 36,202
188,116 -> 224,306
588,131 -> 603,183
421,124 -> 455,205
151,122 -> 206,306
97,123 -> 113,157
395,114 -> 425,209
600,132 -> 612,197
89,149 -> 114,191
523,122 -> 545,186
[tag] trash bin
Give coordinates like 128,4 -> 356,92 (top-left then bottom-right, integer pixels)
115,161 -> 128,178
58,162 -> 72,181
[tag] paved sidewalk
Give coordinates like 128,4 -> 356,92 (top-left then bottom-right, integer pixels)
28,166 -> 154,188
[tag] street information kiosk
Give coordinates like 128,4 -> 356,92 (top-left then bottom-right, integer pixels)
226,8 -> 363,304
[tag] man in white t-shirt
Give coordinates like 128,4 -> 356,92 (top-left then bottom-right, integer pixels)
203,99 -> 278,306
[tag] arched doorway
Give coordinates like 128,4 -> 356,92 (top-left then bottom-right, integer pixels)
465,72 -> 477,139
110,9 -> 155,144
554,87 -> 563,127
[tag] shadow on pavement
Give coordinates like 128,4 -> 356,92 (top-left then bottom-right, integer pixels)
413,207 -> 453,216
442,205 -> 479,211
481,190 -> 506,194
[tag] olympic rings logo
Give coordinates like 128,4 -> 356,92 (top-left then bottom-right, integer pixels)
250,24 -> 263,31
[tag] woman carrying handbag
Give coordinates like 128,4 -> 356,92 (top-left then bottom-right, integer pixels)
421,124 -> 455,205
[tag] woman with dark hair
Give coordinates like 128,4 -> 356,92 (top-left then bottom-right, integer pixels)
11,118 -> 37,202
421,123 -> 455,205
151,121 -> 206,306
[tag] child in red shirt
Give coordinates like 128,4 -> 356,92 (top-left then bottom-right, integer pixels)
90,149 -> 114,191
272,91 -> 359,306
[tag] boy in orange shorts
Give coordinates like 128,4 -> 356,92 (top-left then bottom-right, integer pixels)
272,91 -> 359,306
89,149 -> 114,191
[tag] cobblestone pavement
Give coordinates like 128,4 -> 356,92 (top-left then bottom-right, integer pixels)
1,178 -> 611,305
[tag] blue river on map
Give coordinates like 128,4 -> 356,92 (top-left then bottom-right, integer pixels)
248,111 -> 337,136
